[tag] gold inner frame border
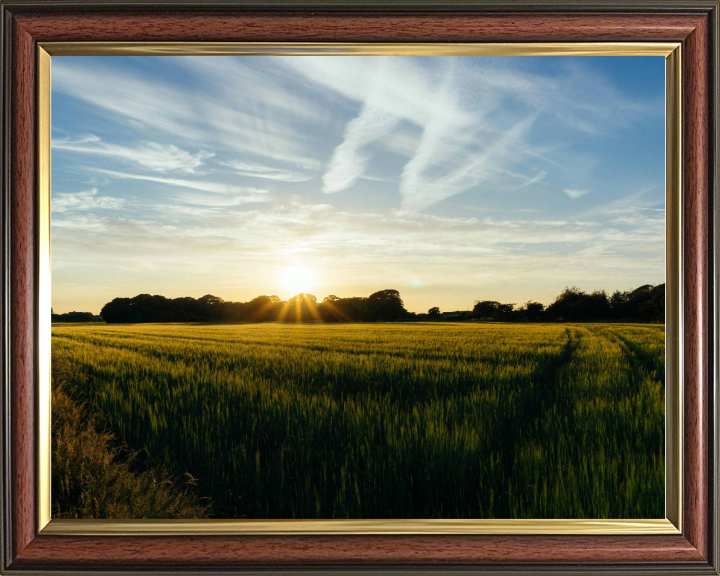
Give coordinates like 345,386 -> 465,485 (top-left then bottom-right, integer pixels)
37,41 -> 682,536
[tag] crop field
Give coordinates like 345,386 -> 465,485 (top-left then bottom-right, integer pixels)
51,322 -> 664,519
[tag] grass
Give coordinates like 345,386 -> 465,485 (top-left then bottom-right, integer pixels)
52,353 -> 210,519
51,322 -> 664,519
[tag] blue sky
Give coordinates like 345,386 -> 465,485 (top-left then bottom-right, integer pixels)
51,55 -> 665,314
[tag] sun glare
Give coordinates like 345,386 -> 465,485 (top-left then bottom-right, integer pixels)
280,266 -> 315,295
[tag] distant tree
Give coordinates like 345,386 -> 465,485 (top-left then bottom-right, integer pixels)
367,289 -> 408,321
52,311 -> 103,323
545,287 -> 613,321
129,294 -> 175,322
472,300 -> 500,320
584,290 -> 610,319
428,307 -> 440,318
320,296 -> 370,322
628,284 -> 664,323
284,293 -> 318,322
496,303 -> 515,321
198,294 -> 225,321
545,287 -> 595,321
198,294 -> 224,307
472,301 -> 512,320
101,297 -> 134,323
642,284 -> 665,323
172,296 -> 201,321
246,295 -> 281,322
518,301 -> 545,321
609,290 -> 629,318
288,293 -> 317,305
606,284 -> 664,323
317,295 -> 341,322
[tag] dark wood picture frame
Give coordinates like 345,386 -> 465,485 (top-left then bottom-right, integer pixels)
0,1 -> 718,573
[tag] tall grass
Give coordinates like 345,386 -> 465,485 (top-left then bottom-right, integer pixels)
52,322 -> 664,519
52,353 -> 209,519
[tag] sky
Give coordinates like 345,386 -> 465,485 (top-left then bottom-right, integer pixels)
51,55 -> 665,315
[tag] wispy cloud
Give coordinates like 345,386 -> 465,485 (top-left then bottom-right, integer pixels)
52,63 -> 206,141
52,58 -> 325,171
171,191 -> 271,207
53,56 -> 661,215
283,56 -> 656,212
586,186 -> 662,215
223,161 -> 314,182
53,135 -> 213,173
323,105 -> 401,193
402,115 -> 537,211
92,168 -> 267,195
508,170 -> 547,190
564,188 -> 590,199
52,188 -> 124,213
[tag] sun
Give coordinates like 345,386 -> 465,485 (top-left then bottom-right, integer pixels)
280,266 -> 315,295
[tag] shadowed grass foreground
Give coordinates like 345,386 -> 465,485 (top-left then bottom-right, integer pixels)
52,322 -> 664,519
52,354 -> 209,519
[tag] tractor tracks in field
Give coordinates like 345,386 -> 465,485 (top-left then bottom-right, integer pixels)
590,326 -> 664,390
521,328 -> 580,425
494,328 -> 580,515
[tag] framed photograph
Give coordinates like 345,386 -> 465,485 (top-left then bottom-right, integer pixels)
1,1 -> 718,574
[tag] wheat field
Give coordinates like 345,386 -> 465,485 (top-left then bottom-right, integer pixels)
52,322 -> 664,519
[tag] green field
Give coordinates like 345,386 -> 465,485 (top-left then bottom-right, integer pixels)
51,322 -> 664,519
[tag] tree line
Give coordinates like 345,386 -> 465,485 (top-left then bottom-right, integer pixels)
51,310 -> 103,323
82,283 -> 664,325
470,283 -> 664,324
99,289 -> 408,324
